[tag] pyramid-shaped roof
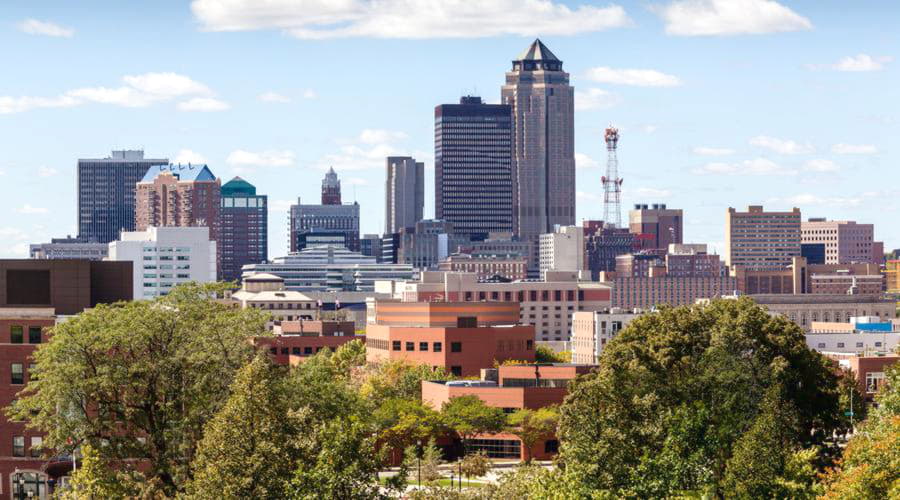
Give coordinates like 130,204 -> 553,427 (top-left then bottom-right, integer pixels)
515,39 -> 560,62
222,176 -> 257,196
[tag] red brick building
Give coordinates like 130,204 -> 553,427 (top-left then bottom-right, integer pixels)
365,301 -> 535,376
254,320 -> 361,365
847,354 -> 899,403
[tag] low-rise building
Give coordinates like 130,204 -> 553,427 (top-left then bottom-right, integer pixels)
807,316 -> 899,355
365,301 -> 535,377
255,320 -> 359,365
438,253 -> 527,281
719,294 -> 896,332
828,354 -> 900,404
571,309 -> 642,364
612,276 -> 738,310
0,259 -> 132,314
29,236 -> 108,261
230,273 -> 319,326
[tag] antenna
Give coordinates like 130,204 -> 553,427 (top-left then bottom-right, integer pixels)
601,127 -> 623,228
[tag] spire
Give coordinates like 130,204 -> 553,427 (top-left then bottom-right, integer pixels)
321,167 -> 342,205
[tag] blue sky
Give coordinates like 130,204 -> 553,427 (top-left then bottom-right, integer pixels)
1,0 -> 898,258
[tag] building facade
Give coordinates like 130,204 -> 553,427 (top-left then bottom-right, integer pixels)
229,273 -> 319,326
438,253 -> 528,281
539,225 -> 584,277
288,197 -> 360,253
501,40 -> 575,245
736,294 -> 896,332
612,276 -> 739,310
571,309 -> 641,365
77,150 -> 168,244
435,96 -> 513,239
397,220 -> 467,270
584,221 -> 636,279
219,177 -> 267,283
725,205 -> 801,271
0,260 -> 132,314
385,156 -> 424,234
29,237 -> 108,261
801,218 -> 881,265
629,204 -> 683,252
108,226 -> 216,300
320,167 -> 342,205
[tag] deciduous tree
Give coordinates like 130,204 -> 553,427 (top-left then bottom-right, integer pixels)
505,406 -> 559,463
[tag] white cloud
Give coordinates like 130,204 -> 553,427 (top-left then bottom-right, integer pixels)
177,97 -> 230,112
654,0 -> 812,36
809,54 -> 892,72
775,193 -> 863,208
576,190 -> 600,201
575,153 -> 599,169
749,135 -> 814,155
641,124 -> 659,134
692,158 -> 796,176
803,159 -> 839,173
359,129 -> 408,145
832,143 -> 878,155
226,150 -> 295,168
302,89 -> 318,99
16,204 -> 49,215
174,149 -> 208,164
258,91 -> 292,103
630,187 -> 672,198
0,72 -> 215,113
574,88 -> 620,111
191,0 -> 631,39
18,19 -> 74,38
693,146 -> 734,156
584,67 -> 681,87
346,177 -> 369,186
37,166 -> 59,178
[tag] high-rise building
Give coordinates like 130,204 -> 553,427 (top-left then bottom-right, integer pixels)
801,218 -> 881,265
539,225 -> 584,277
629,204 -> 683,252
435,96 -> 513,239
501,39 -> 575,244
289,169 -> 360,252
385,156 -> 424,234
583,221 -> 636,279
135,164 -> 221,238
77,150 -> 168,244
398,220 -> 468,270
725,205 -> 801,271
220,177 -> 268,283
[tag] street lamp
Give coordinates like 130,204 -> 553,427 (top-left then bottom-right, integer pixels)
416,439 -> 422,487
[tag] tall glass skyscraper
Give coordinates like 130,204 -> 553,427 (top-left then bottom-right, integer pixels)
434,96 -> 513,239
77,150 -> 168,244
220,177 -> 268,283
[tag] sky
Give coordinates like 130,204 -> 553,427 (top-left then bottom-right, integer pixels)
1,0 -> 898,259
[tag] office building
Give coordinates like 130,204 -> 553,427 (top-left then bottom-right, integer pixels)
289,169 -> 360,252
438,253 -> 528,281
539,225 -> 584,277
629,204 -> 683,252
801,219 -> 882,265
77,150 -> 168,244
612,276 -> 738,310
457,234 -> 535,277
0,260 -> 132,314
807,317 -> 899,355
220,177 -> 268,283
320,167 -> 342,205
435,96 -> 513,238
502,39 -> 575,245
135,163 -> 221,241
801,243 -> 826,265
385,156 -> 424,234
665,244 -> 725,277
360,234 -> 383,261
365,301 -> 535,377
725,205 -> 801,271
584,221 -> 636,279
398,220 -> 467,270
29,236 -> 108,261
108,226 -> 216,300
571,309 -> 641,364
229,273 -> 319,327
256,320 -> 360,365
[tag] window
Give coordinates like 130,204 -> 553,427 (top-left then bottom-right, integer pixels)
451,342 -> 462,353
304,347 -> 313,355
392,341 -> 401,351
406,342 -> 414,351
467,438 -> 520,459
29,326 -> 42,344
11,363 -> 23,384
526,340 -> 534,350
433,342 -> 442,352
816,343 -> 826,349
292,347 -> 301,355
30,436 -> 42,457
268,347 -> 277,355
544,439 -> 560,454
13,436 -> 24,457
419,342 -> 429,351
280,348 -> 289,355
450,366 -> 462,376
865,372 -> 885,394
837,342 -> 845,348
10,325 -> 23,344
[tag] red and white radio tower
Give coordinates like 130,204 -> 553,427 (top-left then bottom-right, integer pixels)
601,127 -> 623,227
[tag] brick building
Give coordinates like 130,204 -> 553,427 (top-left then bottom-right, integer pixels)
629,204 -> 683,252
612,276 -> 738,310
135,164 -> 221,241
219,177 -> 267,283
255,320 -> 360,365
365,301 -> 535,376
801,219 -> 882,265
0,260 -> 132,315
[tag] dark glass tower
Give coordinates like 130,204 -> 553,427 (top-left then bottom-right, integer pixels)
77,150 -> 168,244
220,177 -> 268,283
435,96 -> 513,239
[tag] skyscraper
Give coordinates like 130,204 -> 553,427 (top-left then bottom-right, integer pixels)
435,96 -> 513,239
220,177 -> 268,283
384,156 -> 424,234
501,39 -> 575,242
77,150 -> 168,244
289,169 -> 360,252
321,167 -> 342,205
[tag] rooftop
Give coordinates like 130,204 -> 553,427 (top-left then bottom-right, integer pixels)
515,39 -> 560,62
141,163 -> 217,183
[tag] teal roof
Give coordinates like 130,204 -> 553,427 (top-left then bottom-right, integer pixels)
141,163 -> 217,183
221,176 -> 257,196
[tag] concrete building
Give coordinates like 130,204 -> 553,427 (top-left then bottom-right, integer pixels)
108,226 -> 216,300
397,220 -> 468,270
733,258 -> 883,295
801,218 -> 881,265
360,234 -> 382,261
726,294 -> 896,332
457,234 -> 535,277
571,309 -> 641,364
807,317 -> 899,355
435,96 -> 513,238
810,274 -> 884,295
29,236 -> 108,261
438,253 -> 528,281
612,276 -> 739,310
584,221 -> 636,279
629,204 -> 683,252
725,205 -> 801,271
392,271 -> 612,342
77,150 -> 168,244
242,244 -> 416,292
220,177 -> 267,283
666,244 -> 724,277
502,40 -> 575,251
289,169 -> 360,252
385,157 -> 424,234
365,301 -> 535,377
0,260 -> 132,314
539,225 -> 584,278
229,273 -> 318,326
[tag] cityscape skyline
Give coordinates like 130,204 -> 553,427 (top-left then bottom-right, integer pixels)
1,1 -> 898,259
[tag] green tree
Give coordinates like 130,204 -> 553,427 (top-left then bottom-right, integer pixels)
459,451 -> 490,485
60,444 -> 142,499
404,437 -> 444,485
535,345 -> 568,363
442,395 -> 505,455
187,354 -> 303,499
7,282 -> 269,496
505,406 -> 559,463
357,359 -> 454,401
329,338 -> 367,376
557,297 -> 842,498
374,398 -> 446,458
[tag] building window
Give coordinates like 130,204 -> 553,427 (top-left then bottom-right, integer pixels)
450,366 -> 462,376
292,347 -> 301,355
433,342 -> 442,352
403,341 -> 414,351
451,342 -> 462,353
13,436 -> 25,457
419,342 -> 429,351
865,372 -> 885,394
526,340 -> 534,350
304,347 -> 313,355
392,341 -> 401,351
280,347 -> 289,355
837,343 -> 845,348
11,363 -> 24,384
30,436 -> 43,457
10,325 -> 23,344
544,439 -> 560,454
28,326 -> 42,344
